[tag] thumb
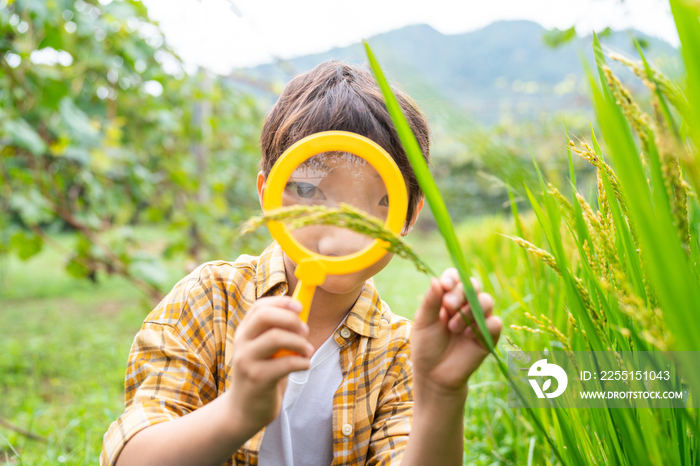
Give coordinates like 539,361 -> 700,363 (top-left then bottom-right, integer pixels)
415,278 -> 445,327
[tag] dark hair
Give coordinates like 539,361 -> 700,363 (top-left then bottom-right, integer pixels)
259,60 -> 431,231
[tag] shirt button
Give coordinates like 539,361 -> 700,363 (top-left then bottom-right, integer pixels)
340,327 -> 351,339
342,424 -> 353,436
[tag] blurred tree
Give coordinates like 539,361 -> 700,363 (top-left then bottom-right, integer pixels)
0,0 -> 264,301
543,26 -> 578,48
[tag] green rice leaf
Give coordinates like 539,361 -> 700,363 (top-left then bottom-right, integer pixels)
507,187 -> 535,289
592,32 -> 611,100
364,41 -> 494,351
669,0 -> 700,143
669,0 -> 700,214
633,39 -> 679,137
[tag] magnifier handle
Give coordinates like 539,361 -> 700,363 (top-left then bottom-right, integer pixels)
273,259 -> 326,359
292,280 -> 315,323
272,281 -> 316,358
273,281 -> 316,358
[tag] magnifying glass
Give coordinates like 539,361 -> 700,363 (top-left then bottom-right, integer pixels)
263,131 -> 408,356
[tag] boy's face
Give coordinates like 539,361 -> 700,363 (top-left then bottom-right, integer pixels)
258,152 -> 418,295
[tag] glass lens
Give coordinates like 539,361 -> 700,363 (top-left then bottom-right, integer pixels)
282,151 -> 389,258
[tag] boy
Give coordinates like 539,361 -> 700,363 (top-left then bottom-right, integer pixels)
101,60 -> 501,466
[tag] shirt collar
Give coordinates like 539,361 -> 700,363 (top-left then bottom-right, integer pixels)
254,241 -> 382,338
255,241 -> 289,299
343,277 -> 382,338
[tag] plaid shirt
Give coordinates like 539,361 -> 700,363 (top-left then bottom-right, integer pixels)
101,241 -> 414,466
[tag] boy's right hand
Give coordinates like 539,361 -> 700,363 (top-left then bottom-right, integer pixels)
225,296 -> 313,438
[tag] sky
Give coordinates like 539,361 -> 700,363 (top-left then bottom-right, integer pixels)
142,0 -> 678,75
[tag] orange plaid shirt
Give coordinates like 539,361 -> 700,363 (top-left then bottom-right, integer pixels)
101,241 -> 414,466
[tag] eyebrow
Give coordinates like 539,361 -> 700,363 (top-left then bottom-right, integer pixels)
287,176 -> 325,185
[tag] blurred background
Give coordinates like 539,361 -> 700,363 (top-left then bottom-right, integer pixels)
0,0 -> 681,464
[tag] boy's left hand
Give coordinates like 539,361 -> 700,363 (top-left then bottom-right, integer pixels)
412,268 -> 502,399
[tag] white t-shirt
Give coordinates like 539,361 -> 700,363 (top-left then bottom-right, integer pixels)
258,326 -> 344,466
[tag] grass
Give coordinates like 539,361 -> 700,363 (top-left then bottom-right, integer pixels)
0,227 -> 217,465
0,246 -> 146,465
366,41 -> 494,352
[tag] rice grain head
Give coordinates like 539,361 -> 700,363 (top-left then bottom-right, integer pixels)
236,204 -> 435,276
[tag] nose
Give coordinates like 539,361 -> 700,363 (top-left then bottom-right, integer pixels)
317,226 -> 374,257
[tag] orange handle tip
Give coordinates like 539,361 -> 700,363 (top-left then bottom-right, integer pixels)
273,348 -> 300,358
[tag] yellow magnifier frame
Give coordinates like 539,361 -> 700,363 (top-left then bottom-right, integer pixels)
263,130 -> 408,327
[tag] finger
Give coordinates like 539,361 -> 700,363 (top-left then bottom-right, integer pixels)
255,356 -> 312,383
463,315 -> 503,348
240,304 -> 308,341
442,273 -> 483,294
486,316 -> 503,346
485,315 -> 503,345
439,307 -> 450,327
479,292 -> 495,317
468,276 -> 482,295
250,296 -> 303,314
246,328 -> 314,360
441,275 -> 482,307
439,268 -> 459,290
447,293 -> 494,333
448,304 -> 473,333
415,278 -> 445,326
443,281 -> 466,316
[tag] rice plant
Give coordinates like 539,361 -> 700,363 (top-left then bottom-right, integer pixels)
364,0 -> 700,464
490,1 -> 700,463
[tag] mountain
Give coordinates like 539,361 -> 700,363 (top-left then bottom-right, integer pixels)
230,20 -> 679,126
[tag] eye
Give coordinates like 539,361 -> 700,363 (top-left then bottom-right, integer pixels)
285,182 -> 325,200
379,195 -> 389,206
295,183 -> 317,198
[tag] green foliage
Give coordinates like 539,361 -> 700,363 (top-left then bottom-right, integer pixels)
1,0 -> 265,300
495,8 -> 700,463
543,26 -> 577,48
542,26 -> 614,49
